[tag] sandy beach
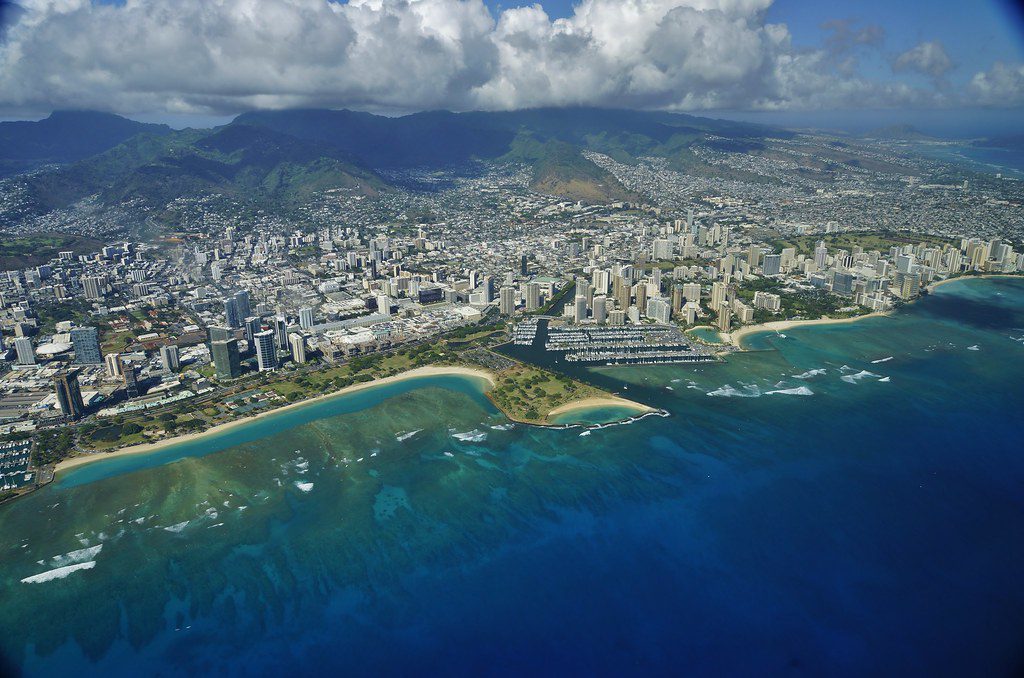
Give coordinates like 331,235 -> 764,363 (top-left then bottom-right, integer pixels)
725,311 -> 892,348
725,275 -> 1024,348
55,365 -> 496,476
547,396 -> 655,418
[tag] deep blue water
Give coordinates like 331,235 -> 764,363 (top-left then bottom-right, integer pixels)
1,277 -> 1023,677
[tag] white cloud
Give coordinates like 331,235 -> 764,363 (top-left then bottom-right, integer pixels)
969,61 -> 1024,107
0,0 -> 1013,116
892,40 -> 954,78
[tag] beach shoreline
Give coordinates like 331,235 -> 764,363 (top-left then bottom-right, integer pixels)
725,311 -> 892,348
724,274 -> 1024,348
547,396 -> 656,419
54,365 -> 496,477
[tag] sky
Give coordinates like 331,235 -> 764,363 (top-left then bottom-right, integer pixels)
1,0 -> 1023,134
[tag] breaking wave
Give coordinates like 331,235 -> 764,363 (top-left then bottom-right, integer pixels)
21,561 -> 96,584
766,386 -> 814,396
452,430 -> 487,442
841,370 -> 879,384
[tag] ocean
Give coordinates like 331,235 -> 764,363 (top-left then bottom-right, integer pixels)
1,277 -> 1023,677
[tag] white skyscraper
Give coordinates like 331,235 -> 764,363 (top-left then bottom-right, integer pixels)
299,307 -> 315,329
593,295 -> 607,324
289,333 -> 307,364
254,330 -> 277,372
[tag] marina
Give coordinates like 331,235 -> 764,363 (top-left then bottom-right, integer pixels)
540,324 -> 721,365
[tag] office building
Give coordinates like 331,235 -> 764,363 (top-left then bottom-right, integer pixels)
243,316 -> 262,344
105,352 -> 123,377
14,337 -> 35,366
299,307 -> 315,330
160,344 -> 180,372
224,297 -> 242,328
122,358 -> 140,398
274,316 -> 289,349
254,330 -> 277,372
212,338 -> 242,379
54,370 -> 85,420
70,326 -> 102,365
208,326 -> 233,344
233,290 -> 251,319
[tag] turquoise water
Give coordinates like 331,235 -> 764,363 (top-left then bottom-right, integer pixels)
547,404 -> 643,425
686,326 -> 725,344
1,277 -> 1023,676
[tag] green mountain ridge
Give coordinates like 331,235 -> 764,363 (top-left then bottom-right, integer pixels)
7,107 -> 796,213
22,123 -> 387,212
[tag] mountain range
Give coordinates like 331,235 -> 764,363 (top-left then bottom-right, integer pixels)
0,107 -> 792,213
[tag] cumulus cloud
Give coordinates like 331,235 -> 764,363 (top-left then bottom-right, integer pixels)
969,61 -> 1024,107
0,0 -> 1011,116
892,40 -> 954,78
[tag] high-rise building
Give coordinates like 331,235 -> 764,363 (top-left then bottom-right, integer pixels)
525,282 -> 541,312
717,305 -> 732,333
711,282 -> 727,311
224,297 -> 242,328
208,326 -> 233,344
289,333 -> 307,364
814,243 -> 828,269
682,283 -> 701,304
122,358 -> 140,398
573,295 -> 587,322
748,245 -> 762,269
254,330 -> 277,372
14,337 -> 35,366
499,286 -> 516,315
762,254 -> 782,276
299,307 -> 315,329
233,290 -> 251,319
54,370 -> 85,420
646,297 -> 672,324
82,276 -> 104,300
376,295 -> 392,316
593,295 -> 607,324
833,272 -> 855,296
520,254 -> 528,276
244,316 -> 262,344
70,326 -> 102,365
634,284 -> 648,315
274,316 -> 289,350
160,344 -> 180,372
653,239 -> 673,260
212,338 -> 242,379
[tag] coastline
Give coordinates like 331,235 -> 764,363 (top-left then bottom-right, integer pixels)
724,274 -> 1024,349
724,311 -> 892,348
54,365 -> 496,477
547,396 -> 656,418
